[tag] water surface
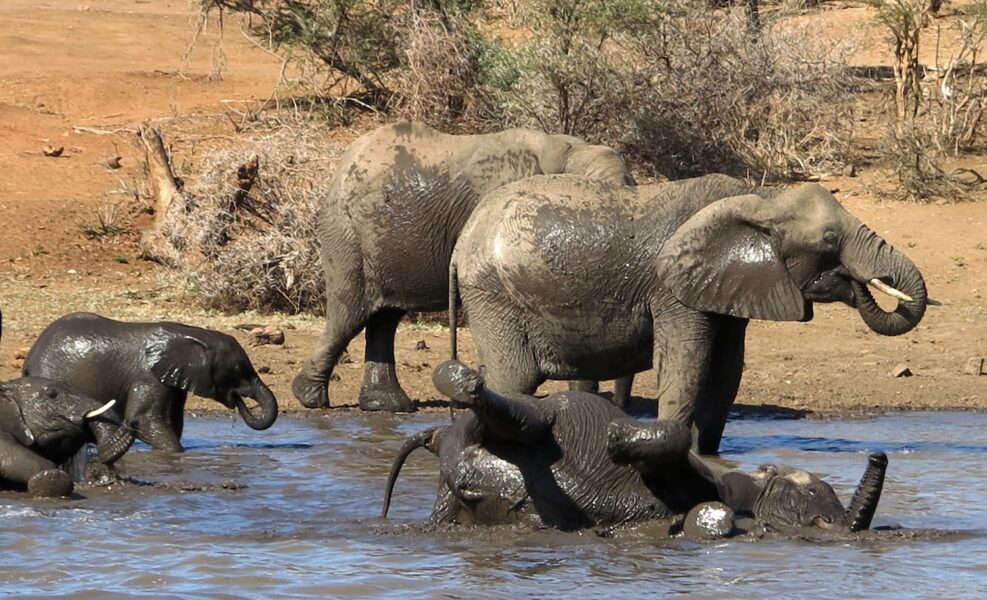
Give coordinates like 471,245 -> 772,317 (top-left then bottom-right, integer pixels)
1,412 -> 985,598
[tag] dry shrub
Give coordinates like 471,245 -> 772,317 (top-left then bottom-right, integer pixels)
623,7 -> 856,180
386,10 -> 485,125
156,128 -> 343,314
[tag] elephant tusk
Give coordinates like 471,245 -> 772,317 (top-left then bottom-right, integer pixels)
84,399 -> 117,420
868,279 -> 913,303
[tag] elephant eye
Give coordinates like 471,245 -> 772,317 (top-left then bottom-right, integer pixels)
823,231 -> 839,245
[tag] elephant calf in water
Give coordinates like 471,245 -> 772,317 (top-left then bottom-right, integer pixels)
23,313 -> 279,453
383,361 -> 888,538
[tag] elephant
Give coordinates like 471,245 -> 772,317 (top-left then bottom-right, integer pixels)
447,174 -> 928,454
291,121 -> 635,413
381,361 -> 888,538
0,311 -> 135,497
23,313 -> 279,453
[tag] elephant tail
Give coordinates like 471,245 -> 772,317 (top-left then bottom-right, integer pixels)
447,262 -> 459,422
382,426 -> 444,519
448,262 -> 458,362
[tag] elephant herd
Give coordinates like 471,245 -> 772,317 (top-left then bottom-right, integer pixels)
1,121 -> 930,542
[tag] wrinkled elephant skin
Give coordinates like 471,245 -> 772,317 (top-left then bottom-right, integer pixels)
291,122 -> 635,413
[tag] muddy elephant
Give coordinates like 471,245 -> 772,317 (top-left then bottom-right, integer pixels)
23,313 -> 278,453
382,361 -> 887,538
0,309 -> 134,497
448,174 -> 928,454
291,121 -> 635,413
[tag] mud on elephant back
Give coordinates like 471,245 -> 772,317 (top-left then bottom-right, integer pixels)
447,173 -> 930,455
382,360 -> 889,540
22,313 -> 278,453
290,121 -> 636,413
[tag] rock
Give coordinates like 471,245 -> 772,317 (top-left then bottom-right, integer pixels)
844,163 -> 858,177
257,365 -> 271,374
42,145 -> 64,157
247,326 -> 285,347
963,357 -> 986,376
682,501 -> 735,540
99,156 -> 123,170
10,347 -> 30,370
415,340 -> 429,351
891,363 -> 913,378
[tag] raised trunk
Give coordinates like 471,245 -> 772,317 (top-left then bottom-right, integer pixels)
845,452 -> 888,532
842,226 -> 927,336
382,427 -> 444,518
90,420 -> 136,464
236,382 -> 279,430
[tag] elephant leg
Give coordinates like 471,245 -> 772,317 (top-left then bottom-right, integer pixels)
170,396 -> 186,441
466,295 -> 543,397
359,308 -> 415,413
612,375 -> 634,410
432,361 -> 552,445
128,387 -> 184,453
568,381 -> 599,393
694,318 -> 748,456
0,436 -> 73,497
651,306 -> 715,440
293,238 -> 369,409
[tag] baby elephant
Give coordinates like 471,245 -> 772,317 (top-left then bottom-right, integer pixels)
23,313 -> 279,453
383,360 -> 888,538
0,380 -> 135,497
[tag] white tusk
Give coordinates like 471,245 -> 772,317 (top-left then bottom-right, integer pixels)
84,399 -> 117,420
868,278 -> 913,303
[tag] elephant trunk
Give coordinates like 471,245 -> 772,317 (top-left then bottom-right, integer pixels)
236,381 -> 279,430
842,225 -> 927,336
89,419 -> 136,464
844,452 -> 888,532
382,427 -> 444,518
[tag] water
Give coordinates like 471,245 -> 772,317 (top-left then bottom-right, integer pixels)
2,412 -> 986,598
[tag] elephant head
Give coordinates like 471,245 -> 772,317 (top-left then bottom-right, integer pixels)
657,183 -> 927,336
4,378 -> 136,465
688,451 -> 888,534
146,328 -> 278,430
535,132 -> 636,186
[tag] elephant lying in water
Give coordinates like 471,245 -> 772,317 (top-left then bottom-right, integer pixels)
291,121 -> 634,413
23,313 -> 278,453
0,310 -> 135,496
382,361 -> 887,538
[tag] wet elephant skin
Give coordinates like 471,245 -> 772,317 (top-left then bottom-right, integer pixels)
291,121 -> 635,413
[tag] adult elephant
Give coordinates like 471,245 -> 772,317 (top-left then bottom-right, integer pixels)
291,121 -> 635,412
0,311 -> 135,497
23,313 -> 278,453
449,174 -> 928,454
382,360 -> 888,538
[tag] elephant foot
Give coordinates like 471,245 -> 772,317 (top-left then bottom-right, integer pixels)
27,469 -> 74,498
292,373 -> 330,409
359,361 -> 416,413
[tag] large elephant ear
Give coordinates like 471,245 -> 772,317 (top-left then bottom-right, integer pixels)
656,193 -> 806,321
145,331 -> 215,397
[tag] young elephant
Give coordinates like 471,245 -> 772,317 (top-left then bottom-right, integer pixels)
23,313 -> 278,453
0,381 -> 135,497
382,361 -> 887,537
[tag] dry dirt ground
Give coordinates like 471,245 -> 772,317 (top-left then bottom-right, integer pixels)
0,0 -> 984,418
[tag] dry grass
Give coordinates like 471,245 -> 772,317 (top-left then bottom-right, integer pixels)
154,126 -> 344,314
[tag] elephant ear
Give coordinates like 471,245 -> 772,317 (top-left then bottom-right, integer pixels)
146,331 -> 216,397
0,394 -> 36,446
656,194 -> 806,321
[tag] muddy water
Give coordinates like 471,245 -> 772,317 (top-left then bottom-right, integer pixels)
2,412 -> 985,598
